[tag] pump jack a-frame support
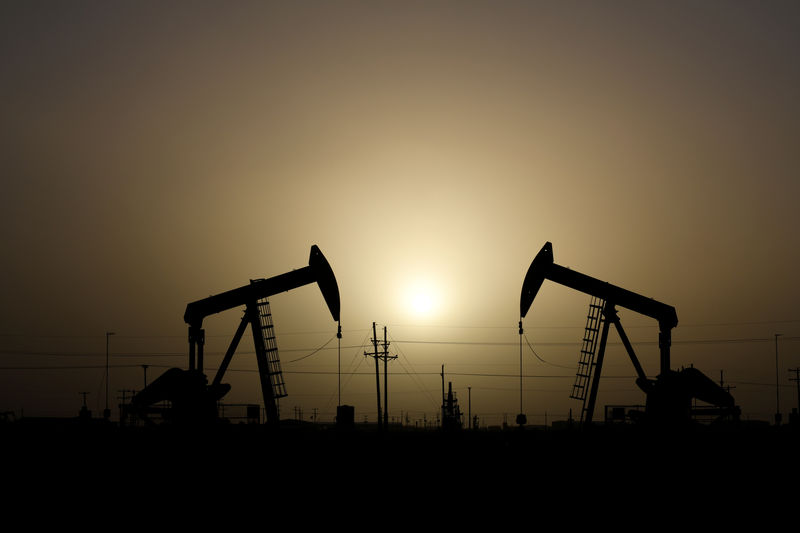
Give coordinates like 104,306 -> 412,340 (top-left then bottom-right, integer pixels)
583,301 -> 655,424
520,242 -> 735,426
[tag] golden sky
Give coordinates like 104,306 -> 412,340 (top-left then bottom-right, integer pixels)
2,1 -> 799,425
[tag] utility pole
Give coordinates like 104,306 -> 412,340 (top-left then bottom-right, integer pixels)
365,322 -> 383,430
775,333 -> 782,425
516,320 -> 526,426
337,323 -> 342,406
105,331 -> 115,419
719,370 -> 735,395
383,327 -> 389,428
79,391 -> 90,419
790,368 -> 800,422
719,370 -> 735,422
468,386 -> 472,430
381,326 -> 396,428
441,365 -> 445,425
141,364 -> 149,389
118,389 -> 136,426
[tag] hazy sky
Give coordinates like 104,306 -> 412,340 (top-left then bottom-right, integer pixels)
2,1 -> 799,425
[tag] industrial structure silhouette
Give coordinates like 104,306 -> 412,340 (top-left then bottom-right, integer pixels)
2,242 -> 797,469
109,242 -> 740,431
2,241 -> 799,509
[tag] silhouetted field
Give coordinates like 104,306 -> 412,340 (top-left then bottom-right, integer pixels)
3,418 -> 795,518
4,418 -> 796,475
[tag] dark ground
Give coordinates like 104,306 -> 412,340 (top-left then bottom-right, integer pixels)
4,417 -> 796,477
2,418 -> 795,523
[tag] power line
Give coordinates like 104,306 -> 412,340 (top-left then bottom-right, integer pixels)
0,361 -> 765,387
3,317 -> 800,340
285,335 -> 336,363
523,334 -> 575,369
388,336 -> 800,347
0,364 -> 162,370
2,335 -> 798,361
0,350 -> 185,357
388,331 -> 441,410
327,330 -> 372,409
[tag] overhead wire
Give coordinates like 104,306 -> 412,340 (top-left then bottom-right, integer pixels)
523,334 -> 575,369
4,316 -> 800,341
285,335 -> 336,363
328,329 -> 371,409
3,334 -> 798,374
2,334 -> 798,360
0,364 -> 167,370
388,330 -> 440,410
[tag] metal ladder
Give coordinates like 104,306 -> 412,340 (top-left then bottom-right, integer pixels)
570,296 -> 605,418
256,298 -> 287,399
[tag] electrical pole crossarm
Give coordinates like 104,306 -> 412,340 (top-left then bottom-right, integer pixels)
183,245 -> 341,327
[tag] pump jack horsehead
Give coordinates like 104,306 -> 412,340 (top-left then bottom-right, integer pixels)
520,242 -> 737,426
129,245 -> 341,426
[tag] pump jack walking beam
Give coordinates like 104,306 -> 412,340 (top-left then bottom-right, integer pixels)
520,242 -> 677,375
185,245 -> 341,370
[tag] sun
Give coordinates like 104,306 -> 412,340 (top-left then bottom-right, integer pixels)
402,279 -> 442,319
410,289 -> 435,315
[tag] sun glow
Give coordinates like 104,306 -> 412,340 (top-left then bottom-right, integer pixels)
403,279 -> 442,319
410,290 -> 435,315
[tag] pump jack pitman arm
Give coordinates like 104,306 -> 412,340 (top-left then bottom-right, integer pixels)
520,242 -> 677,376
184,244 -> 341,328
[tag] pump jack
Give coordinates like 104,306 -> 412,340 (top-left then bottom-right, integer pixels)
520,242 -> 737,426
130,245 -> 341,426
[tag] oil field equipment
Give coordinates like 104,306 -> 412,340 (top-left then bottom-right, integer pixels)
519,242 -> 737,426
130,245 -> 340,426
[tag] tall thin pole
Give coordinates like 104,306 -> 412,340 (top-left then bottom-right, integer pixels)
337,322 -> 342,406
372,322 -> 382,430
789,368 -> 800,421
383,326 -> 389,428
517,320 -> 526,426
519,324 -> 523,413
105,331 -> 115,419
441,364 -> 445,425
468,386 -> 472,429
775,333 -> 782,425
